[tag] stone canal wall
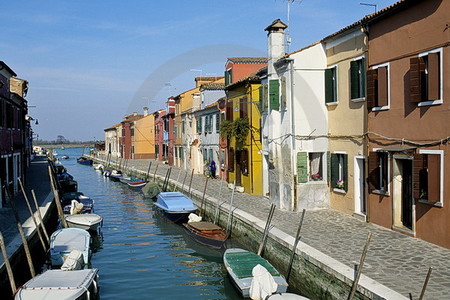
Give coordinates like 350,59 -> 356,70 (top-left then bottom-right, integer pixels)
93,156 -> 407,300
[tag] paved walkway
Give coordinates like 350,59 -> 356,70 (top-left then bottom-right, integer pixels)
96,157 -> 450,299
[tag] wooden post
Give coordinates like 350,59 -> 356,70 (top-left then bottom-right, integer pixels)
348,232 -> 372,300
199,177 -> 209,218
258,204 -> 276,256
17,222 -> 36,278
153,164 -> 159,182
419,267 -> 433,300
31,189 -> 50,244
145,161 -> 152,181
48,166 -> 67,228
188,169 -> 194,198
163,167 -> 172,192
213,175 -> 225,224
173,169 -> 182,192
18,178 -> 47,251
286,209 -> 306,283
0,231 -> 17,294
226,182 -> 236,232
181,171 -> 188,190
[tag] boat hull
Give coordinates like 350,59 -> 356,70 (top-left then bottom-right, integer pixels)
183,222 -> 228,249
50,228 -> 91,267
223,248 -> 288,298
65,214 -> 103,232
154,192 -> 198,223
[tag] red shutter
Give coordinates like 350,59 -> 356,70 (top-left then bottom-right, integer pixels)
427,154 -> 440,202
368,151 -> 379,192
377,67 -> 388,107
413,154 -> 423,199
410,57 -> 422,103
366,69 -> 377,110
428,52 -> 440,101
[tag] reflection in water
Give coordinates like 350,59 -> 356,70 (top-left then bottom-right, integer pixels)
59,148 -> 242,300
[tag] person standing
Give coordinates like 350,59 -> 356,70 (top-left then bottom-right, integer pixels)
209,160 -> 216,179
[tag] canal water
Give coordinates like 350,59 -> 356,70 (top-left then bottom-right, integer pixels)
58,148 -> 243,299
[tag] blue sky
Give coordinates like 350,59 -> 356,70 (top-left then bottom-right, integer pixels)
1,0 -> 395,141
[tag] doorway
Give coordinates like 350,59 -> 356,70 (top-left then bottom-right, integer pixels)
354,156 -> 366,216
393,157 -> 414,230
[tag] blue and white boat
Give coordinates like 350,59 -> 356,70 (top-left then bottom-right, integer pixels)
49,228 -> 91,268
154,192 -> 197,223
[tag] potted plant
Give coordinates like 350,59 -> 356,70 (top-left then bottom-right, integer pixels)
336,179 -> 345,189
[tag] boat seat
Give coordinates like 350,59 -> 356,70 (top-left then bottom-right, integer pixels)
188,222 -> 222,231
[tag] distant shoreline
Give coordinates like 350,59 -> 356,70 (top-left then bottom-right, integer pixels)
34,143 -> 94,149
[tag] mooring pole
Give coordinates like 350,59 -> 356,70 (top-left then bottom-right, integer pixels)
0,231 -> 16,294
258,204 -> 276,256
18,178 -> 46,251
188,169 -> 194,198
213,175 -> 225,224
153,164 -> 159,182
419,267 -> 433,300
199,177 -> 209,218
48,166 -> 67,228
31,189 -> 50,244
173,169 -> 182,192
286,209 -> 306,283
348,232 -> 372,300
145,161 -> 152,181
181,171 -> 188,190
226,181 -> 236,232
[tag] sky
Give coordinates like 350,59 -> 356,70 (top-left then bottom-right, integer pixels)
1,0 -> 396,141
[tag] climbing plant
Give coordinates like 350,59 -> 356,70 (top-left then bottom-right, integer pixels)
219,119 -> 234,140
233,117 -> 250,149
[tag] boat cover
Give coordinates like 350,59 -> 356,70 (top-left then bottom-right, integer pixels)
142,182 -> 161,198
188,221 -> 224,231
249,264 -> 278,300
70,200 -> 84,214
15,269 -> 98,300
60,250 -> 84,271
155,192 -> 197,212
267,293 -> 310,300
51,228 -> 90,252
188,213 -> 203,223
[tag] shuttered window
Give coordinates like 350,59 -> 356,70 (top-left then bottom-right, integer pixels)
331,153 -> 348,191
240,96 -> 248,118
228,147 -> 234,172
269,79 -> 280,110
410,51 -> 441,104
367,66 -> 388,109
241,149 -> 249,176
196,117 -> 202,134
226,101 -> 233,121
368,151 -> 389,193
215,113 -> 220,133
414,152 -> 442,203
350,58 -> 366,100
225,69 -> 232,85
280,76 -> 287,108
325,66 -> 337,103
297,152 -> 308,183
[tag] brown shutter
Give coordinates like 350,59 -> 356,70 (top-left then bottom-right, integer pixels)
427,154 -> 440,202
366,69 -> 377,110
240,96 -> 248,118
410,57 -> 422,103
226,101 -> 233,120
413,154 -> 423,199
377,67 -> 388,107
228,147 -> 234,172
428,52 -> 440,101
368,151 -> 379,193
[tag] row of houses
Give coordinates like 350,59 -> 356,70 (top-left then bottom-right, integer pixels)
0,61 -> 32,208
104,0 -> 450,248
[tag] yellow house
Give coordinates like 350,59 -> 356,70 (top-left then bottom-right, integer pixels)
225,75 -> 262,195
133,110 -> 155,159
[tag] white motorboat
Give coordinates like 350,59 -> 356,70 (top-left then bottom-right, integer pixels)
49,228 -> 91,268
14,269 -> 99,300
65,213 -> 103,232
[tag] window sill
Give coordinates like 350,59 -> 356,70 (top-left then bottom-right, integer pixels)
351,97 -> 365,103
417,100 -> 442,107
418,199 -> 443,207
333,188 -> 346,194
326,102 -> 338,106
371,105 -> 389,112
371,189 -> 390,196
308,180 -> 326,184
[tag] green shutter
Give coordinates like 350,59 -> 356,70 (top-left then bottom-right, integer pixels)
361,58 -> 366,98
258,85 -> 263,112
325,68 -> 333,103
350,60 -> 359,99
281,76 -> 287,108
297,152 -> 308,183
343,154 -> 348,192
263,84 -> 268,112
331,153 -> 339,188
269,79 -> 280,110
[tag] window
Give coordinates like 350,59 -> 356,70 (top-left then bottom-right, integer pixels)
182,121 -> 185,134
414,150 -> 443,205
240,149 -> 249,176
367,64 -> 389,110
196,117 -> 202,134
269,79 -> 280,110
228,147 -> 234,172
208,148 -> 213,162
226,101 -> 233,121
331,153 -> 348,191
368,151 -> 389,194
351,57 -> 366,101
240,96 -> 248,118
410,49 -> 442,106
309,152 -> 324,181
325,66 -> 337,104
215,113 -> 220,133
280,76 -> 287,108
225,69 -> 232,85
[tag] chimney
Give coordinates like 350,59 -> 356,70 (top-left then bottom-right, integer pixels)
265,19 -> 288,76
143,107 -> 149,116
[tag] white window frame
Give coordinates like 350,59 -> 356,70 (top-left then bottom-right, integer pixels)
371,62 -> 390,112
417,47 -> 443,107
418,149 -> 444,206
351,55 -> 366,103
373,148 -> 391,195
333,151 -> 347,193
326,64 -> 339,106
308,152 -> 325,182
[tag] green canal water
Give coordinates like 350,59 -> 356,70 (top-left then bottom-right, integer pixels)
60,148 -> 243,299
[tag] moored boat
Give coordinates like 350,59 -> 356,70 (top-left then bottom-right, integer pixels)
66,213 -> 103,232
109,170 -> 123,181
14,269 -> 99,300
154,192 -> 197,223
77,156 -> 93,165
267,293 -> 310,300
127,179 -> 148,188
183,221 -> 229,249
142,181 -> 161,199
223,248 -> 288,298
63,196 -> 94,214
49,228 -> 91,268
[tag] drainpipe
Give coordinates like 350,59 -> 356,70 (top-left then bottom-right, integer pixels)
286,57 -> 296,211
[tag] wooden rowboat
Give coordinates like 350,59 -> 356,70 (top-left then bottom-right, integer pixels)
223,248 -> 288,298
183,221 -> 229,249
65,213 -> 103,232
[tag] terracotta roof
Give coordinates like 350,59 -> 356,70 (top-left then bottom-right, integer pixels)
104,123 -> 121,131
200,82 -> 225,91
195,76 -> 224,82
204,100 -> 219,109
227,57 -> 268,64
122,114 -> 144,123
225,73 -> 261,89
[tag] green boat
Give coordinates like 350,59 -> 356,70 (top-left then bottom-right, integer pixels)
223,248 -> 288,298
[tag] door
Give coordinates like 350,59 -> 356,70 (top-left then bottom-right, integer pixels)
393,157 -> 413,230
354,157 -> 366,215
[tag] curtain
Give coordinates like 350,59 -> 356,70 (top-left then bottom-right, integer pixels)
310,153 -> 321,176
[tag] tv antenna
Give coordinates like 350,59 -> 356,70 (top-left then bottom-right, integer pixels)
360,2 -> 377,14
286,0 -> 304,52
